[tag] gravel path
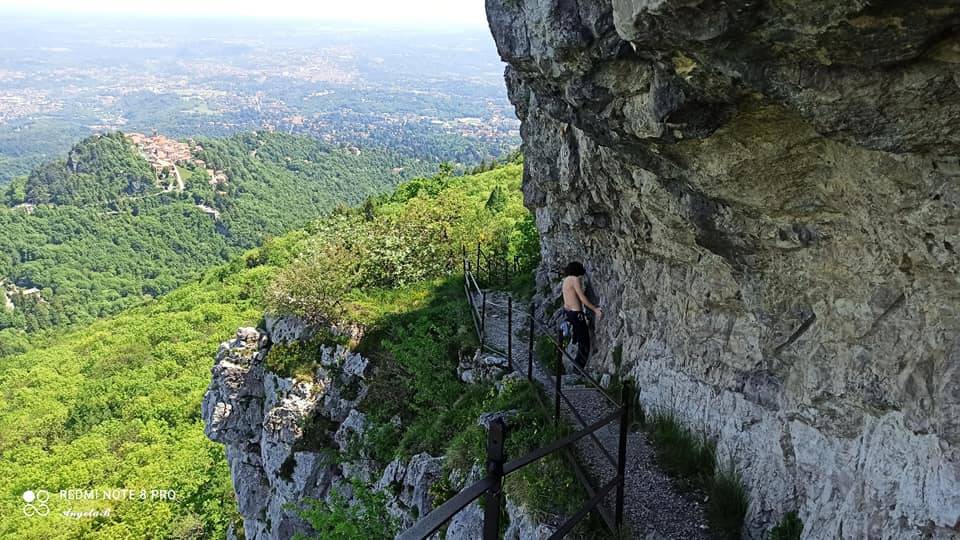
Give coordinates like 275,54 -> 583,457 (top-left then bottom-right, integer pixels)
470,288 -> 712,539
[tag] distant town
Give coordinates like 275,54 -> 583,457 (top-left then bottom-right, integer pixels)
0,17 -> 520,182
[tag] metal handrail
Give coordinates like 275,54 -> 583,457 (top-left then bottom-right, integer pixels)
400,406 -> 626,540
398,244 -> 634,539
465,244 -> 619,408
502,408 -> 621,475
548,477 -> 620,540
465,266 -> 619,409
557,387 -> 618,467
396,478 -> 494,540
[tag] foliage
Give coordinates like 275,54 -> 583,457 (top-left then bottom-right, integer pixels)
707,465 -> 750,540
22,132 -> 155,205
0,159 -> 532,538
0,131 -> 431,338
264,243 -> 356,328
263,333 -> 348,380
443,379 -> 587,520
294,481 -> 400,540
267,162 -> 528,318
769,511 -> 803,540
485,185 -> 508,213
644,411 -> 750,539
536,334 -> 564,375
645,411 -> 716,487
350,278 -> 480,462
0,255 -> 275,538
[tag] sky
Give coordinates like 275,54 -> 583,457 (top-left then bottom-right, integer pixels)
0,0 -> 489,28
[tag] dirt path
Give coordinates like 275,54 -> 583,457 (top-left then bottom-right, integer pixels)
471,288 -> 712,539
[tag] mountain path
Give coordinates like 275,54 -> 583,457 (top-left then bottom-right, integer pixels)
471,288 -> 712,539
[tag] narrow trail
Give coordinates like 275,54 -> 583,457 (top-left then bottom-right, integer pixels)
471,288 -> 712,539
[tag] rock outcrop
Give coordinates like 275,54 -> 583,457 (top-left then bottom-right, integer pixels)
486,1 -> 960,538
203,317 -> 554,539
201,318 -> 396,539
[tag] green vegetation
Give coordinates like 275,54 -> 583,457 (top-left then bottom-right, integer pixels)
0,250 -> 274,538
265,159 -> 533,325
708,465 -> 750,540
294,482 -> 400,540
20,133 -> 155,206
444,379 -> 588,520
769,511 -> 803,540
643,410 -> 749,539
536,334 -> 563,375
0,131 -> 432,341
261,159 -> 589,533
0,159 -> 531,538
646,411 -> 717,488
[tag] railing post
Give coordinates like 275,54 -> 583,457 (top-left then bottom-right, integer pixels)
476,242 -> 481,283
555,329 -> 563,425
462,244 -> 467,274
480,291 -> 487,345
483,418 -> 506,540
527,303 -> 535,381
615,383 -> 631,530
507,296 -> 513,370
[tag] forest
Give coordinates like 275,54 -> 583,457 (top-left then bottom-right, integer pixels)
0,160 -> 541,539
0,131 -> 432,348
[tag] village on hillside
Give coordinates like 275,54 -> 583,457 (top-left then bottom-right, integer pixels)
126,132 -> 228,193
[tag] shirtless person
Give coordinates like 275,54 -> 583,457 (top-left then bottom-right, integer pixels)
561,261 -> 602,368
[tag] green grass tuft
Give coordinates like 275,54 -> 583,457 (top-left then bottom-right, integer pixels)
707,465 -> 749,540
769,511 -> 803,540
643,411 -> 751,538
645,411 -> 716,487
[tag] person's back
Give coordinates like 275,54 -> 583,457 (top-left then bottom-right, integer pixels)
560,262 -> 602,368
562,275 -> 582,311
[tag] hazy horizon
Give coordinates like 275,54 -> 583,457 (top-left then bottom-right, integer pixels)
0,0 -> 490,29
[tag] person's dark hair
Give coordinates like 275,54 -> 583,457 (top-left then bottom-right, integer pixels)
562,261 -> 586,277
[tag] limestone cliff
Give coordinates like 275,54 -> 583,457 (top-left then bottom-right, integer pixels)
202,318 -> 552,539
486,1 -> 960,538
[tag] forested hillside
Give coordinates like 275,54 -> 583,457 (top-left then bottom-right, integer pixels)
0,161 -> 532,539
0,131 -> 432,350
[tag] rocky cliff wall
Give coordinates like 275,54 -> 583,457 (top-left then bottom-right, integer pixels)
486,1 -> 960,538
202,318 -> 553,540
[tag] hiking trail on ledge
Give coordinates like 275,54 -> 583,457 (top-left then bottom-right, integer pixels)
472,288 -> 712,539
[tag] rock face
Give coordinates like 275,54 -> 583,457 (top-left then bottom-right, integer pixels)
203,317 -> 550,539
202,319 -> 387,540
487,1 -> 960,538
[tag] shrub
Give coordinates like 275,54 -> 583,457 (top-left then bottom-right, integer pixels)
264,242 -> 355,326
262,333 -> 347,380
294,482 -> 399,540
536,334 -> 563,375
485,185 -> 508,213
443,379 -> 587,520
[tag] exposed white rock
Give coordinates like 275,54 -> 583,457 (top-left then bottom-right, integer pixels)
202,325 -> 372,539
446,501 -> 483,540
399,453 -> 445,518
264,313 -> 316,345
504,496 -> 556,540
459,349 -> 511,384
487,0 -> 960,537
478,409 -> 520,429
